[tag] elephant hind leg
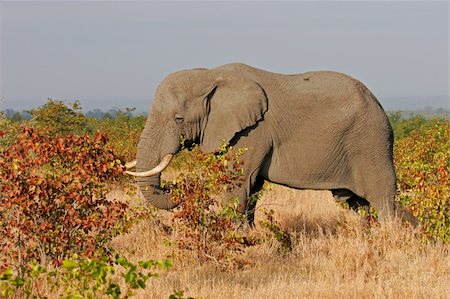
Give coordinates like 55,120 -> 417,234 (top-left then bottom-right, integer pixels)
360,185 -> 396,222
332,188 -> 354,202
334,189 -> 404,224
346,193 -> 370,212
332,189 -> 370,213
369,192 -> 417,225
348,155 -> 397,222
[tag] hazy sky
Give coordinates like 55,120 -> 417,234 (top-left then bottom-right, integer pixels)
1,1 -> 449,112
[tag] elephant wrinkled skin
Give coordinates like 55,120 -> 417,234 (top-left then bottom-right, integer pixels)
130,63 -> 404,223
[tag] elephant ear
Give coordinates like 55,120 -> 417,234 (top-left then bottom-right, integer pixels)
200,73 -> 268,153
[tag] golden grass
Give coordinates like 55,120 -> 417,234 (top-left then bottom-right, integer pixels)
109,184 -> 450,299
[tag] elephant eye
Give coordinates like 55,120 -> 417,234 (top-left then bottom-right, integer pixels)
175,114 -> 184,124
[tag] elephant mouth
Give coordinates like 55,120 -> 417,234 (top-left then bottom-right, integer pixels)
125,154 -> 174,177
182,138 -> 197,150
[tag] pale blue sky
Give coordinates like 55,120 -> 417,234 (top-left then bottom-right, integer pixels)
1,1 -> 449,111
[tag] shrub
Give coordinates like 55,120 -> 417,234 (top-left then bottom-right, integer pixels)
388,112 -> 446,140
31,99 -> 89,135
0,255 -> 172,298
395,119 -> 449,242
94,108 -> 146,162
0,127 -> 128,270
0,114 -> 9,146
167,145 -> 263,268
259,209 -> 292,255
0,116 -> 22,150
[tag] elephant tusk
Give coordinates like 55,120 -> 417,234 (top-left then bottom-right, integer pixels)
125,160 -> 137,169
125,154 -> 173,177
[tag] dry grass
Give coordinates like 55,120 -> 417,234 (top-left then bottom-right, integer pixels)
109,184 -> 450,299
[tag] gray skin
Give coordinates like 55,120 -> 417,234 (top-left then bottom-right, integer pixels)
135,63 -> 399,224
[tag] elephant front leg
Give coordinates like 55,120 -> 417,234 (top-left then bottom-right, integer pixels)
245,176 -> 265,227
223,174 -> 264,227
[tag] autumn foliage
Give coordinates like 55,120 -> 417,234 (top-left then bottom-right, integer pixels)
168,146 -> 263,268
0,127 -> 127,270
395,119 -> 450,242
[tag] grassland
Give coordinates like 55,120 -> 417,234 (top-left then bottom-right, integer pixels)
109,184 -> 450,298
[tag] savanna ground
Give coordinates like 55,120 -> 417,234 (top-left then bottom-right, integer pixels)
111,185 -> 449,298
0,100 -> 449,298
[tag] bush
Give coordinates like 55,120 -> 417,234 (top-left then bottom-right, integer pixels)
395,119 -> 449,242
93,108 -> 146,162
389,112 -> 444,140
0,255 -> 172,298
0,125 -> 170,298
167,145 -> 264,268
2,101 -> 145,163
31,99 -> 89,135
0,127 -> 128,269
0,115 -> 22,150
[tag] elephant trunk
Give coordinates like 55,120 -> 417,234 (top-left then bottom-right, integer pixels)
135,174 -> 178,210
134,124 -> 179,210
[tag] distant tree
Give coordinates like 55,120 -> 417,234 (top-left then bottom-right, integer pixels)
103,112 -> 113,120
106,108 -> 118,118
21,111 -> 32,120
3,109 -> 16,118
0,109 -> 32,122
86,108 -> 105,120
10,112 -> 24,123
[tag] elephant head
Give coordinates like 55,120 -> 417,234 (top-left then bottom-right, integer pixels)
127,67 -> 268,209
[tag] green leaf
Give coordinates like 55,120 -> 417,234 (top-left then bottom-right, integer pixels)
0,284 -> 15,297
164,259 -> 173,269
124,269 -> 136,283
137,278 -> 146,289
11,277 -> 24,287
106,283 -> 121,299
115,256 -> 130,267
0,268 -> 14,280
62,259 -> 78,270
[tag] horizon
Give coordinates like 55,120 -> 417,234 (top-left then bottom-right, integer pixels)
2,95 -> 449,115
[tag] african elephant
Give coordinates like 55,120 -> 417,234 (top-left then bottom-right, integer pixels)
127,63 -> 401,223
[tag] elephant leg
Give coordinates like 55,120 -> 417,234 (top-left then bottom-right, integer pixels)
349,178 -> 396,222
245,176 -> 265,227
346,194 -> 370,214
225,170 -> 264,227
368,190 -> 416,225
337,189 -> 397,223
332,188 -> 353,202
358,170 -> 396,222
332,189 -> 370,213
347,153 -> 397,222
366,191 -> 396,222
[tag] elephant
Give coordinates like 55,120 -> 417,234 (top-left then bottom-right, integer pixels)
126,63 -> 407,224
